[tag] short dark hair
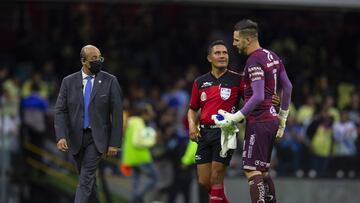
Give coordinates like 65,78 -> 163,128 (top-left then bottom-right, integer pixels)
207,40 -> 226,54
234,19 -> 258,39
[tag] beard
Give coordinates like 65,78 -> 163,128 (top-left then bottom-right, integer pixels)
237,46 -> 247,56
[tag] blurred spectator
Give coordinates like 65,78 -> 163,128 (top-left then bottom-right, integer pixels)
276,115 -> 307,175
296,95 -> 316,126
309,111 -> 333,177
330,109 -> 359,175
345,92 -> 360,125
0,65 -> 21,175
20,81 -> 48,163
121,103 -> 159,203
21,71 -> 49,99
1,66 -> 21,118
313,75 -> 334,104
323,95 -> 340,122
180,140 -> 209,203
41,60 -> 59,106
162,140 -> 192,203
161,78 -> 189,139
337,81 -> 356,109
333,110 -> 358,156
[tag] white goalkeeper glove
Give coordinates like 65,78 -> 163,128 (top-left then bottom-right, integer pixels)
276,109 -> 289,139
211,114 -> 233,129
211,114 -> 239,134
216,109 -> 245,126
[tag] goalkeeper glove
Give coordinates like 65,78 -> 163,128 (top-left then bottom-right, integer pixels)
218,109 -> 245,125
212,113 -> 233,128
276,109 -> 289,139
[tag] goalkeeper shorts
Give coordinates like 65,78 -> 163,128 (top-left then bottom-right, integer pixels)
242,119 -> 279,172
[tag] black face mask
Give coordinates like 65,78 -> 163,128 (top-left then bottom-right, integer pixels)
89,60 -> 103,74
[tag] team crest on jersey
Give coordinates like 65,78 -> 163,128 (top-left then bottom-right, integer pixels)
220,88 -> 231,100
200,92 -> 207,101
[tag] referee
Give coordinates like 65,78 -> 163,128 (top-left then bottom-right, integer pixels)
187,40 -> 244,203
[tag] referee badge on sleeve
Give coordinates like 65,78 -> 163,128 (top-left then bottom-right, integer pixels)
220,88 -> 231,100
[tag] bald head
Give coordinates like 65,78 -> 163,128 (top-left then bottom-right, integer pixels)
80,45 -> 100,61
80,45 -> 103,75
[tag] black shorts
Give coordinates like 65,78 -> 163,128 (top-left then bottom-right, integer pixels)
195,127 -> 234,166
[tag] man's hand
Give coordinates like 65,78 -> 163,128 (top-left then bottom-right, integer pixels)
212,114 -> 239,134
189,123 -> 200,142
272,94 -> 281,108
106,146 -> 118,156
276,109 -> 289,140
57,138 -> 68,152
107,146 -> 118,157
212,113 -> 233,128
217,109 -> 245,125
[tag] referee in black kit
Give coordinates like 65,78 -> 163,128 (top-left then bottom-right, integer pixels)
187,40 -> 244,202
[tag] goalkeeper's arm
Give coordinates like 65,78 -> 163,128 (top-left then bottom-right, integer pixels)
276,70 -> 292,139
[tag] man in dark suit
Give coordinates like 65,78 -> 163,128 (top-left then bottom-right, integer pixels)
55,45 -> 123,203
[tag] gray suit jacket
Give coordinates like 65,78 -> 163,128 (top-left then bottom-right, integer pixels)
54,70 -> 123,154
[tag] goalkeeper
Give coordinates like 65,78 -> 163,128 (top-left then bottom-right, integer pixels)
214,19 -> 292,203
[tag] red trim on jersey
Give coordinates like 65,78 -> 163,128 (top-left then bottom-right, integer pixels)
189,81 -> 200,110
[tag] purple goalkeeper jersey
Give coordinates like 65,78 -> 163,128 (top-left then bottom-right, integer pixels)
243,48 -> 285,123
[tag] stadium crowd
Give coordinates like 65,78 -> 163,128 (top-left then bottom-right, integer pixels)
1,2 -> 360,202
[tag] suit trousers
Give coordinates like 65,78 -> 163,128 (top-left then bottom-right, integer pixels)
73,129 -> 102,203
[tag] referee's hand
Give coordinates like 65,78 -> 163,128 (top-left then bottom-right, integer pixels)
189,124 -> 200,142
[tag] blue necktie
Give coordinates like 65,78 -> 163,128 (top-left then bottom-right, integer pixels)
83,76 -> 93,128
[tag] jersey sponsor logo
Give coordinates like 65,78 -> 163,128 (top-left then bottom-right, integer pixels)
265,195 -> 274,201
200,92 -> 207,101
231,106 -> 236,113
255,160 -> 268,167
249,66 -> 264,82
201,81 -> 213,88
248,66 -> 262,72
267,60 -> 279,68
195,155 -> 202,161
248,146 -> 253,158
243,140 -> 247,157
248,136 -> 255,158
220,87 -> 231,100
250,134 -> 256,145
249,71 -> 264,77
251,77 -> 262,82
270,106 -> 277,116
